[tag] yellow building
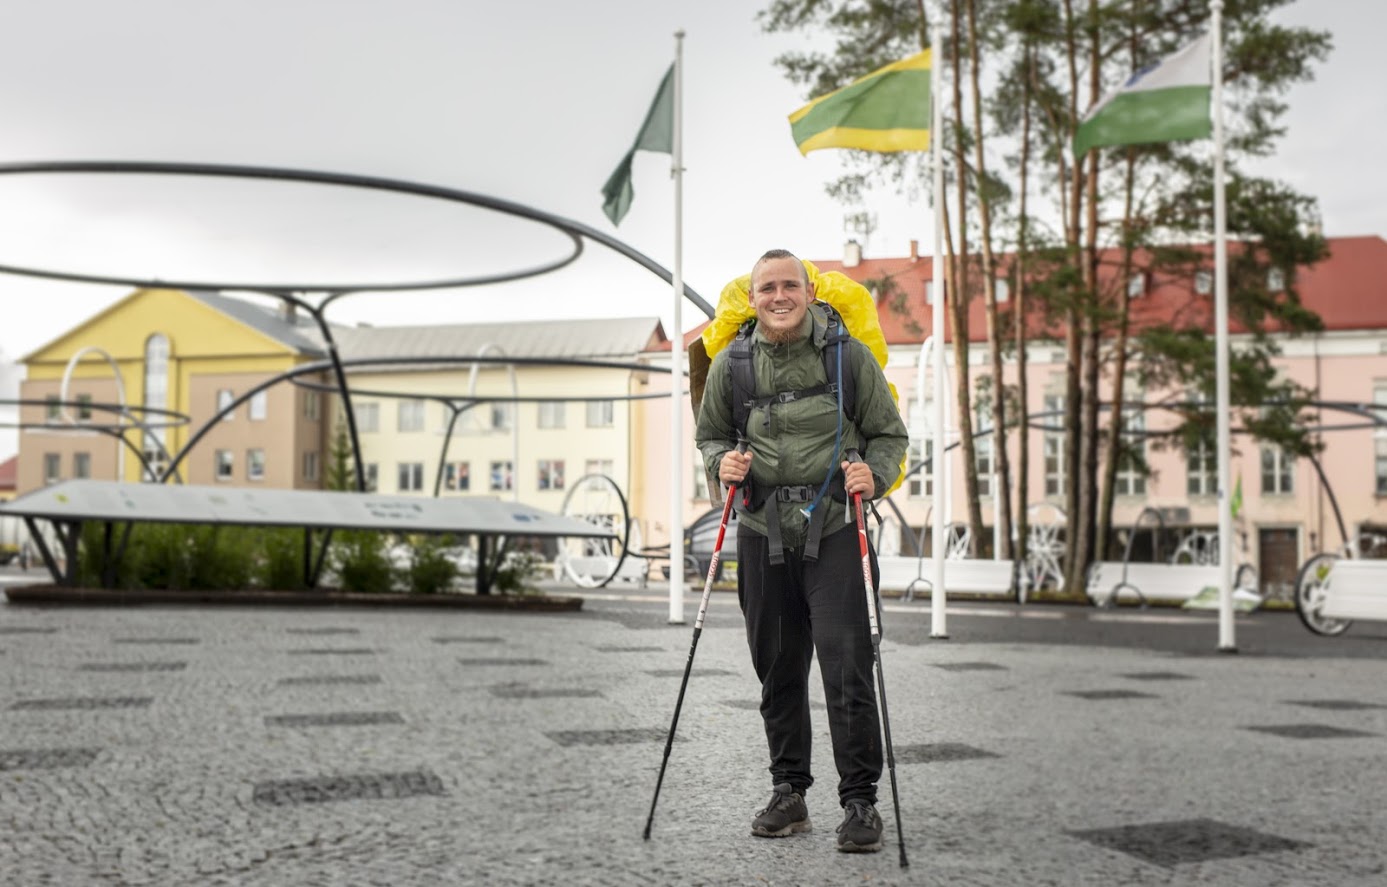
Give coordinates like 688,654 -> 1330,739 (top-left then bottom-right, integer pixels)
18,288 -> 330,494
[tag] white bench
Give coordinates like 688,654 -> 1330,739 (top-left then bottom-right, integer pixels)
1318,559 -> 1387,621
877,556 -> 1017,600
1087,561 -> 1260,609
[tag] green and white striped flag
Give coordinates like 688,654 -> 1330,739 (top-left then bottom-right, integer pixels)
1073,33 -> 1212,157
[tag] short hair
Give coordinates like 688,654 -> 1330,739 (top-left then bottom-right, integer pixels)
751,248 -> 808,287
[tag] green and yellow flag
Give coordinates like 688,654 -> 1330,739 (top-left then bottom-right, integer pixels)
788,50 -> 932,155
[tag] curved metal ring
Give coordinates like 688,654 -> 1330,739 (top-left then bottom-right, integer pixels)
0,160 -> 587,294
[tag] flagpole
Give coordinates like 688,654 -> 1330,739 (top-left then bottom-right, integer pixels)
1211,1 -> 1235,652
668,29 -> 687,624
929,18 -> 948,640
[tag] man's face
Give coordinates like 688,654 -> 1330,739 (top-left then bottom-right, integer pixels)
750,256 -> 813,342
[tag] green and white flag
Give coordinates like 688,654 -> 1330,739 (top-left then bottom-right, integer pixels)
1073,33 -> 1212,157
601,64 -> 674,226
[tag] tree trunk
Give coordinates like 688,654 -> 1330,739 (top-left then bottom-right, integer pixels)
1060,0 -> 1084,590
1013,36 -> 1036,591
948,0 -> 985,555
967,0 -> 1012,559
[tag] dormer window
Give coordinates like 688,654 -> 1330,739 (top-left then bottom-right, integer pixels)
1194,270 -> 1213,295
1268,267 -> 1285,292
1127,273 -> 1146,299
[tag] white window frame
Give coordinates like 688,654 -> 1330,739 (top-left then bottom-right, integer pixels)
1114,407 -> 1146,496
586,400 -> 614,428
1127,273 -> 1146,299
249,391 -> 268,421
247,448 -> 266,481
215,449 -> 234,481
538,401 -> 566,430
304,390 -> 320,421
585,458 -> 614,479
363,462 -> 379,492
537,459 -> 565,491
217,389 -> 235,419
489,460 -> 514,492
397,461 -> 424,492
1261,444 -> 1294,495
1195,270 -> 1213,295
355,402 -> 380,433
73,451 -> 92,480
490,403 -> 513,431
43,452 -> 60,485
398,401 -> 425,433
1188,438 -> 1217,496
1043,393 -> 1066,497
303,451 -> 320,482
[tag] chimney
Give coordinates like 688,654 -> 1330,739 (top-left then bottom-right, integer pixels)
909,239 -> 919,262
843,239 -> 862,267
279,300 -> 298,324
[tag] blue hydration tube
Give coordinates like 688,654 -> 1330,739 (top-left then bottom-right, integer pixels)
801,339 -> 846,519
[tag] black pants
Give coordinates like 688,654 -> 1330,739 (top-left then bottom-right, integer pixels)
736,522 -> 882,806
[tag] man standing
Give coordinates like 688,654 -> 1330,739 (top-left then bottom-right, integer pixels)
695,249 -> 909,853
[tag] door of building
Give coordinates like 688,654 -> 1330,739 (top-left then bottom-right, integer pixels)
1258,527 -> 1299,603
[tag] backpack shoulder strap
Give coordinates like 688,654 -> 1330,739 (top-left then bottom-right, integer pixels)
728,318 -> 757,438
817,303 -> 857,423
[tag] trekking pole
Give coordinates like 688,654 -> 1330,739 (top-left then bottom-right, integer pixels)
643,437 -> 748,840
846,449 -> 908,868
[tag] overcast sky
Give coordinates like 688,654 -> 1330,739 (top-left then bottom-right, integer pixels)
0,0 -> 1380,456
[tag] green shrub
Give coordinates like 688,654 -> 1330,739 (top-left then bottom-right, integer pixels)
491,550 -> 543,595
331,530 -> 396,593
407,534 -> 459,595
255,528 -> 308,590
187,525 -> 255,591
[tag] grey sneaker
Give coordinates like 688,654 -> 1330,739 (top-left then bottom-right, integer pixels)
751,782 -> 811,837
835,799 -> 883,852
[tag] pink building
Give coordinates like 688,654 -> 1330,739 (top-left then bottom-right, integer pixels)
641,235 -> 1387,600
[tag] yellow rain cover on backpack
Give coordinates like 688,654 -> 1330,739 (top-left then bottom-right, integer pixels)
697,260 -> 905,496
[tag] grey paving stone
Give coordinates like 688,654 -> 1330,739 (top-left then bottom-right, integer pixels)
1064,689 -> 1159,700
10,696 -> 153,711
431,635 -> 504,644
645,668 -> 735,677
1244,723 -> 1378,739
277,674 -> 383,686
0,627 -> 59,635
1121,671 -> 1195,681
77,662 -> 187,672
0,748 -> 100,771
1283,699 -> 1386,711
487,686 -> 602,699
265,712 -> 405,728
931,661 -> 1008,672
458,657 -> 548,666
895,742 -> 1000,764
545,728 -> 668,747
286,648 -> 377,655
113,637 -> 200,645
251,770 -> 444,806
286,627 -> 361,635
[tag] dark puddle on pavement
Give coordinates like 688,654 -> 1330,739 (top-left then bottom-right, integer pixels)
1244,723 -> 1378,739
895,742 -> 1000,763
1069,818 -> 1310,867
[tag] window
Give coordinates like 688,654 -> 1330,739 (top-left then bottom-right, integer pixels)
975,432 -> 993,498
445,461 -> 471,491
398,401 -> 425,432
538,402 -> 566,429
1376,439 -> 1387,496
1127,273 -> 1146,299
249,391 -> 267,421
1261,444 -> 1294,495
142,334 -> 170,481
585,458 -> 614,478
215,449 -> 234,481
1043,393 -> 1066,497
363,463 -> 379,492
537,459 -> 566,490
355,402 -> 380,433
925,280 -> 936,305
247,448 -> 266,481
73,452 -> 91,479
1194,270 -> 1213,295
489,460 -> 514,492
304,390 -> 320,421
217,389 -> 234,419
76,394 -> 93,420
907,438 -> 933,498
303,451 -> 320,483
692,455 -> 710,500
490,403 -> 513,431
43,452 -> 60,484
586,400 -> 614,428
1188,438 -> 1217,496
1114,408 -> 1146,496
44,394 -> 60,422
1268,267 -> 1285,292
994,277 -> 1009,303
397,462 -> 424,492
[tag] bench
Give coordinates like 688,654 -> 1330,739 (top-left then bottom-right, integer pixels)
1317,559 -> 1387,622
878,556 -> 1017,600
1086,561 -> 1260,609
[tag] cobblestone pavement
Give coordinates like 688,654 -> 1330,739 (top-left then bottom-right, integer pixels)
1,587 -> 1385,885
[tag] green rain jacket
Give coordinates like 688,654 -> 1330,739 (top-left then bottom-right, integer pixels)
694,303 -> 909,549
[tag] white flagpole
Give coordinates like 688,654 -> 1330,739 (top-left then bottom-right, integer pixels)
930,19 -> 948,639
668,30 -> 687,624
1211,2 -> 1235,651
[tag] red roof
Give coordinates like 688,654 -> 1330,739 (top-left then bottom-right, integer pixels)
808,235 -> 1387,345
0,455 -> 16,492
